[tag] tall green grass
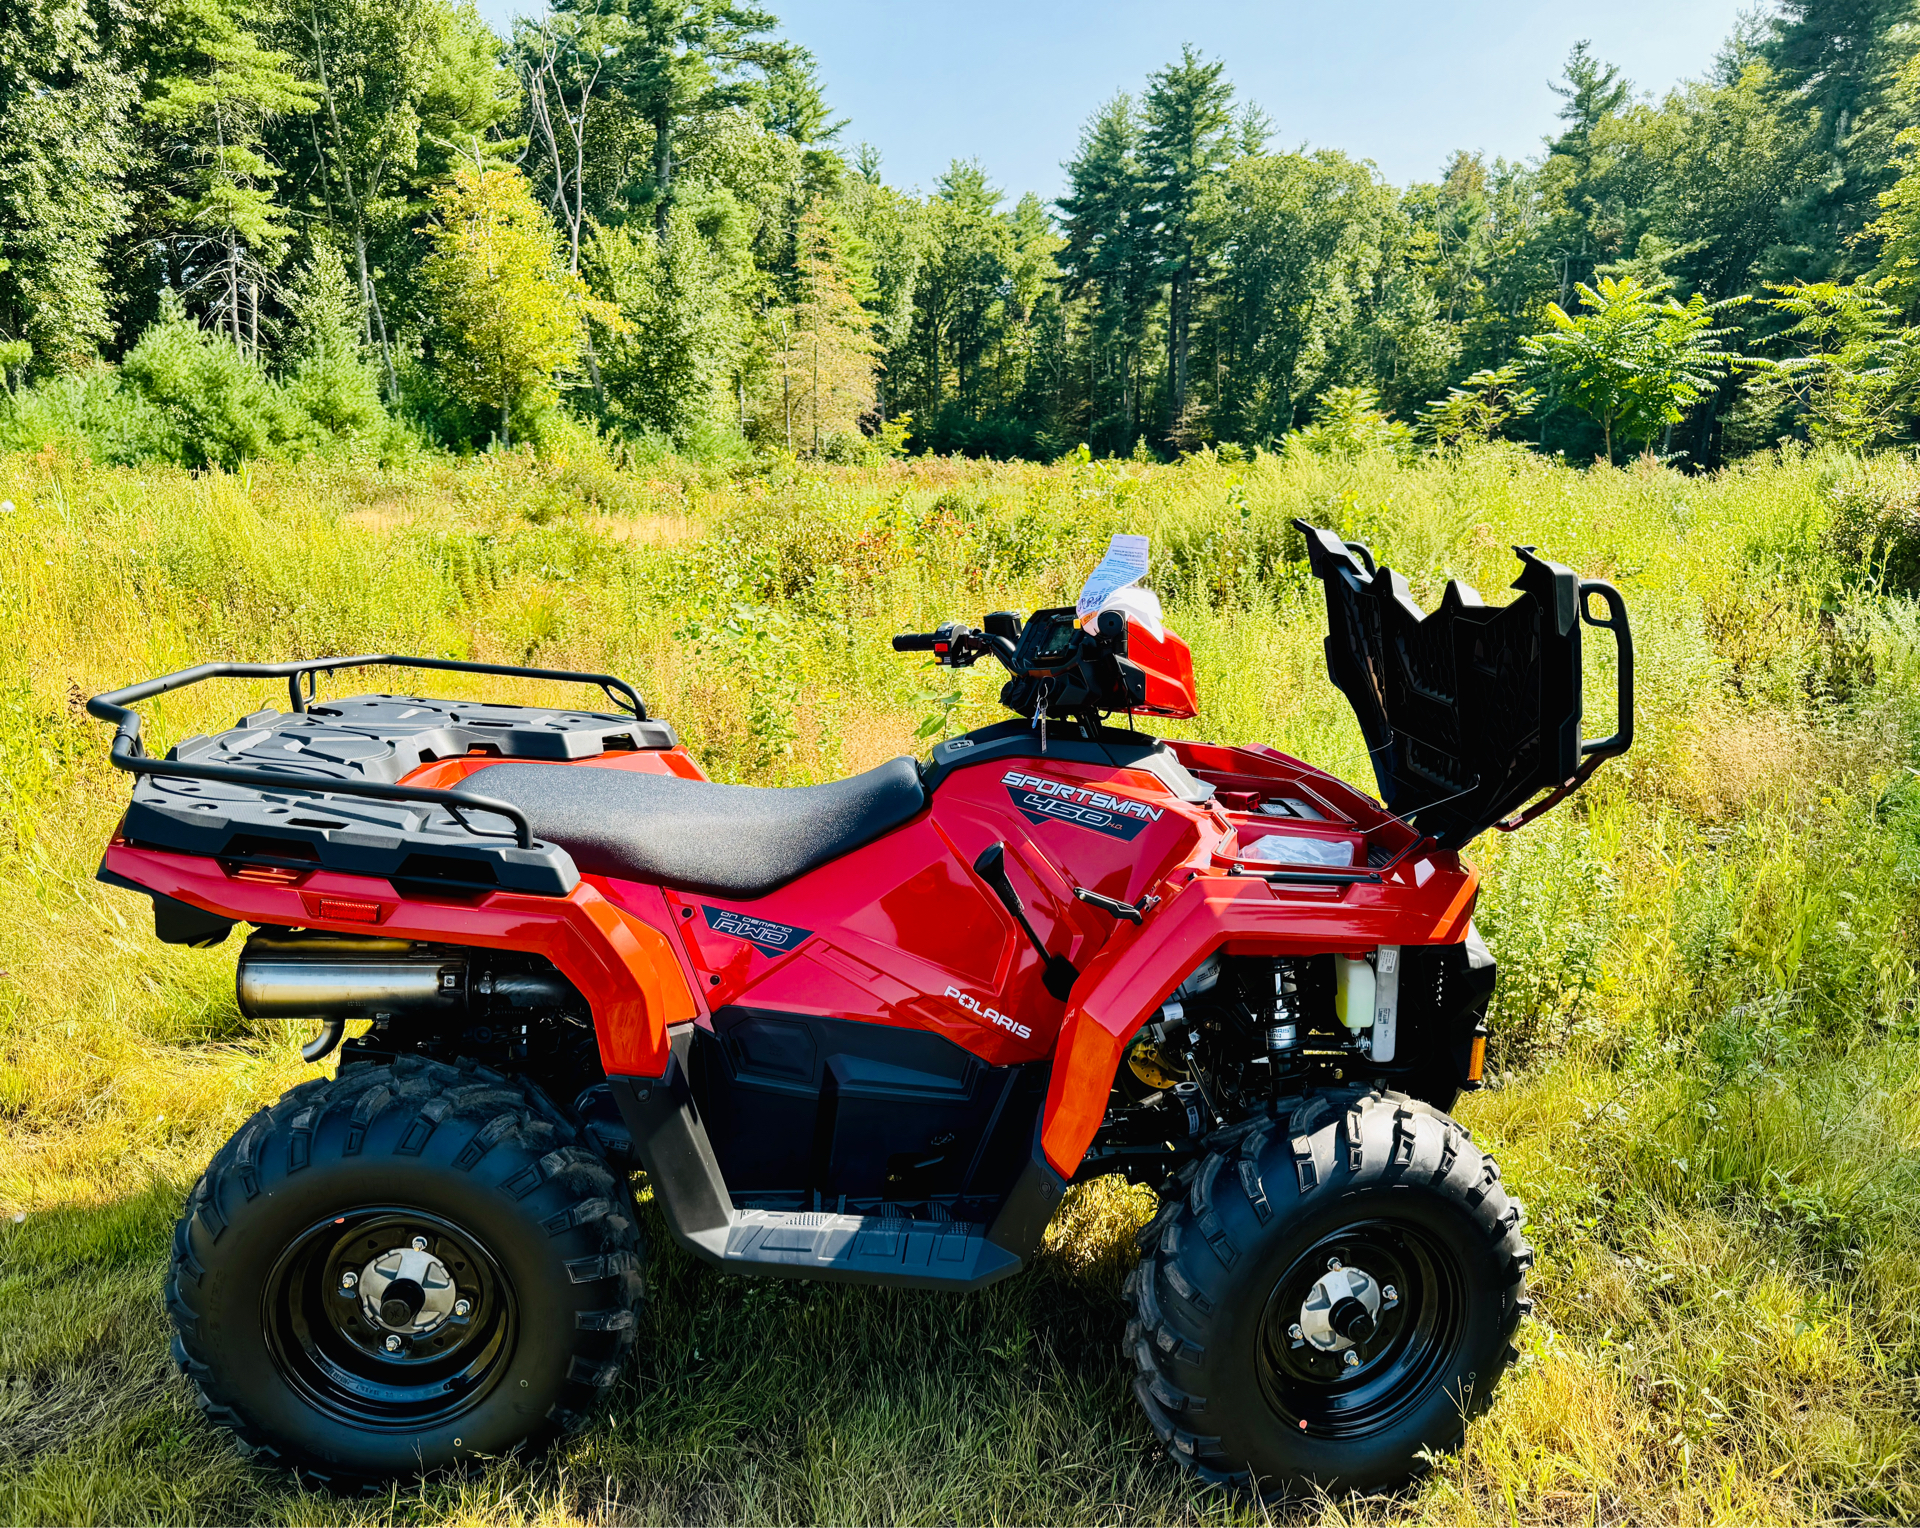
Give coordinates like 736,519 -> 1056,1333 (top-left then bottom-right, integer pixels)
4,440 -> 1920,1523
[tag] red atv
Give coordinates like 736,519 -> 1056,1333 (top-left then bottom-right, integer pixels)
90,522 -> 1630,1495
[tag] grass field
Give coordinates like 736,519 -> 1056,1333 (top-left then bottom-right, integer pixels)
5,438 -> 1920,1524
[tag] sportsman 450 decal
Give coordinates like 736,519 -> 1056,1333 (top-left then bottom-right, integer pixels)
1002,769 -> 1163,841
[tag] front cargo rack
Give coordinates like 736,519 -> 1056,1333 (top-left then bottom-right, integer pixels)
89,655 -> 673,896
1293,522 -> 1633,848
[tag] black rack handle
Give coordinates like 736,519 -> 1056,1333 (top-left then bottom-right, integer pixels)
88,654 -> 646,758
1496,578 -> 1634,835
1577,579 -> 1633,759
100,741 -> 537,850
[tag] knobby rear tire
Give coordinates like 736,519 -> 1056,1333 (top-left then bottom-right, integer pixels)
165,1055 -> 644,1486
1124,1086 -> 1532,1497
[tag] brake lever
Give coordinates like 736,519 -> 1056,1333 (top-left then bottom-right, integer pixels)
1073,886 -> 1161,925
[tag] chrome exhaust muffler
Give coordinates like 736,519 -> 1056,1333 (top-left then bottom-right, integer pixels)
237,930 -> 466,1061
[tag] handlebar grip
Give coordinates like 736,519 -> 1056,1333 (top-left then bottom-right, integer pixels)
892,633 -> 938,652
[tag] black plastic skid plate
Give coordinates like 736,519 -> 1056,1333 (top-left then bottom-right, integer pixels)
124,694 -> 676,895
1295,522 -> 1585,848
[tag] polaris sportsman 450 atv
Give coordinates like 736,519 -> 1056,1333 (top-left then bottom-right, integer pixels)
89,520 -> 1631,1494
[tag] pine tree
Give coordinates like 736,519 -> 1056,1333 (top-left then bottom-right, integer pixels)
143,0 -> 317,357
0,0 -> 136,369
1141,46 -> 1236,434
547,0 -> 790,241
583,184 -> 754,442
758,196 -> 875,454
1762,0 -> 1919,275
1058,93 -> 1154,451
283,241 -> 383,437
1536,43 -> 1638,305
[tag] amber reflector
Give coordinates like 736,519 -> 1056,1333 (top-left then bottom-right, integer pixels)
232,864 -> 303,885
1466,1034 -> 1487,1082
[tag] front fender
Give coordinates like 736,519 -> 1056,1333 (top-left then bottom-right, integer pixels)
1038,867 -> 1478,1177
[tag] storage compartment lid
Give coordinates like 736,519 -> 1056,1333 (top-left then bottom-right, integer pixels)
1294,521 -> 1588,848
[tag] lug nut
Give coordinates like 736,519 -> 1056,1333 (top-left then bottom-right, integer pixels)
340,1271 -> 358,1290
410,1235 -> 429,1251
384,1334 -> 404,1353
1343,1350 -> 1360,1369
1382,1284 -> 1399,1307
1327,1257 -> 1342,1271
1287,1322 -> 1304,1347
454,1298 -> 472,1317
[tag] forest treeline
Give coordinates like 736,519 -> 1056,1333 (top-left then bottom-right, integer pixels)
6,0 -> 1920,468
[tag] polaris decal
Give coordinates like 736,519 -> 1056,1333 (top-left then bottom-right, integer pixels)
702,906 -> 813,955
945,984 -> 1032,1039
1002,770 -> 1163,841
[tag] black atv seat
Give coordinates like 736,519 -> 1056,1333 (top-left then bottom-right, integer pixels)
452,757 -> 926,898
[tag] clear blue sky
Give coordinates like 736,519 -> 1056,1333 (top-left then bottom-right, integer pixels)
475,0 -> 1757,200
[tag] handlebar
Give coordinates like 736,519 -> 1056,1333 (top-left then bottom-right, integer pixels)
891,623 -> 1020,672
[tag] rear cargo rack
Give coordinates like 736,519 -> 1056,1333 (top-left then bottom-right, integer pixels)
90,652 -> 660,883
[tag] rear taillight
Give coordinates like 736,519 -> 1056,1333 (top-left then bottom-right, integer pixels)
312,895 -> 384,924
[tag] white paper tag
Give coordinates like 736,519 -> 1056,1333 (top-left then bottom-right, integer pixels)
1076,533 -> 1150,624
1372,945 -> 1400,1063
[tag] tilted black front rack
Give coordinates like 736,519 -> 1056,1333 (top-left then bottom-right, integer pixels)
87,655 -> 649,852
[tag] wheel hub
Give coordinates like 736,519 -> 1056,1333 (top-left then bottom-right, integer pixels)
1298,1261 -> 1382,1353
358,1244 -> 458,1335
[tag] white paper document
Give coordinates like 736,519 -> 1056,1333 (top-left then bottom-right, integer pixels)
1075,533 -> 1151,624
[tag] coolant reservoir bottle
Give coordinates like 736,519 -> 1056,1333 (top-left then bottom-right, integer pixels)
1334,955 -> 1376,1032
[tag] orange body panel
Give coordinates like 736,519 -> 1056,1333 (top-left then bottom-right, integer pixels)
98,838 -> 699,1077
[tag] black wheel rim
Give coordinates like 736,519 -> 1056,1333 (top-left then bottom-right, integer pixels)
262,1207 -> 518,1431
1255,1218 -> 1468,1439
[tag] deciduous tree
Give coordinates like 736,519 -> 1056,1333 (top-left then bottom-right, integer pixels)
420,163 -> 619,443
1522,275 -> 1754,462
0,0 -> 135,368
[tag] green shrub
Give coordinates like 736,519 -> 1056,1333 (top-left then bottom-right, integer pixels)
0,365 -> 170,461
0,276 -> 399,469
118,301 -> 311,469
1830,456 -> 1920,594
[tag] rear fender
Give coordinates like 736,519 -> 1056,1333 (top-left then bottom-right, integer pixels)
97,842 -> 697,1075
1038,870 -> 1479,1177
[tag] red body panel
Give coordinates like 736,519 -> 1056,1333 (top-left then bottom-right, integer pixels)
1127,624 -> 1199,719
106,734 -> 1477,1178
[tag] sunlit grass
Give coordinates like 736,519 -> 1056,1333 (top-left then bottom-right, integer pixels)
4,439 -> 1920,1522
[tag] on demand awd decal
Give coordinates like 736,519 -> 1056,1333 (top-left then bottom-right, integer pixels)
702,905 -> 814,955
1002,770 -> 1163,841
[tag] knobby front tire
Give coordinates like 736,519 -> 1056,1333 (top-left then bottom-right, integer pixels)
1125,1087 -> 1532,1496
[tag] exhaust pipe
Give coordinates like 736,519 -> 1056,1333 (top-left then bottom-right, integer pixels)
236,930 -> 586,1063
238,931 -> 466,1063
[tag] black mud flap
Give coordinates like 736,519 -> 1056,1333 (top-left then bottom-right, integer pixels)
97,864 -> 236,947
1294,521 -> 1633,847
